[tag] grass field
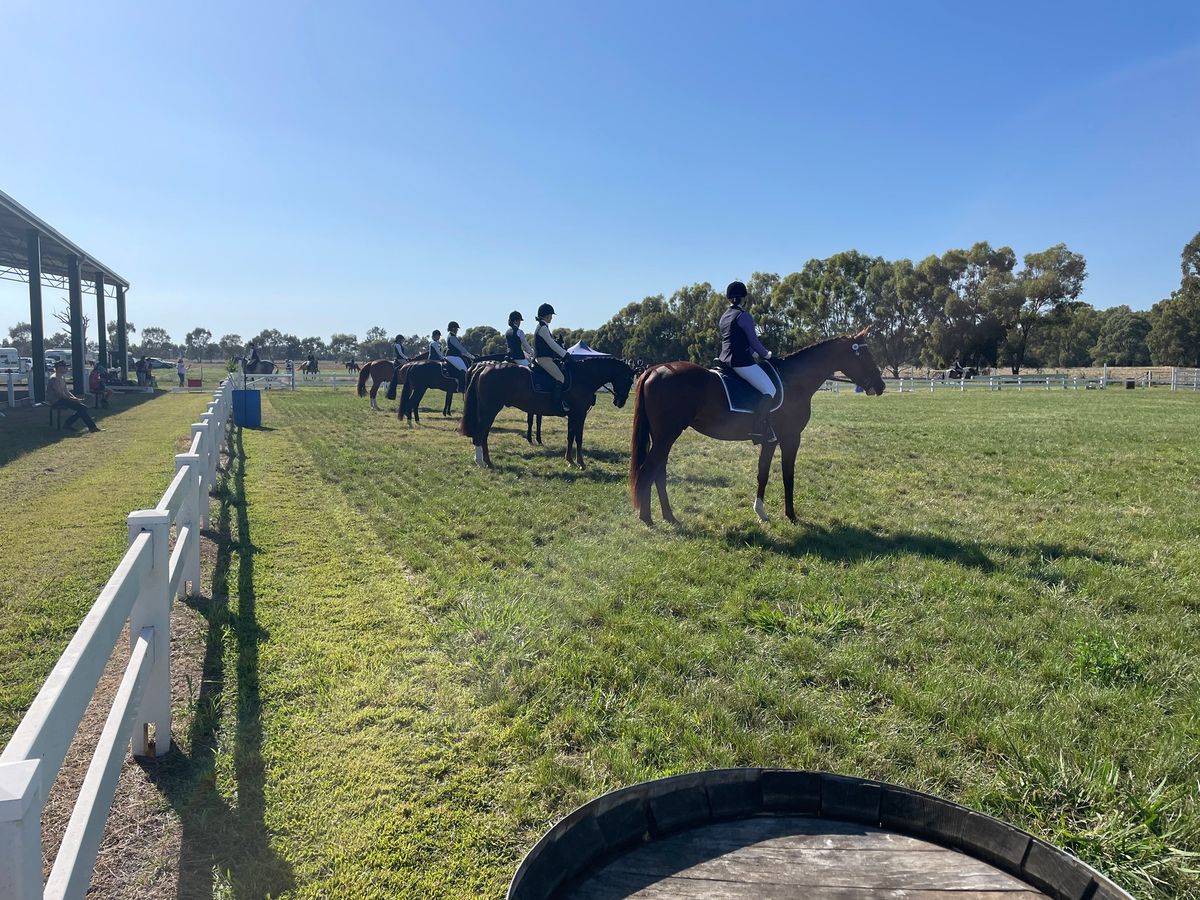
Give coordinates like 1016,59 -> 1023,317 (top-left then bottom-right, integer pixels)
5,387 -> 1200,897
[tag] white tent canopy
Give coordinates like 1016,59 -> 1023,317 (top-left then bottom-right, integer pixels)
566,340 -> 609,356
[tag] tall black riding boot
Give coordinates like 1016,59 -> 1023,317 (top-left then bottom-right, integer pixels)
750,395 -> 776,445
552,380 -> 570,413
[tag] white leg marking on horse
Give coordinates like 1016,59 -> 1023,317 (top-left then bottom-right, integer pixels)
371,398 -> 379,410
475,446 -> 485,468
754,497 -> 769,522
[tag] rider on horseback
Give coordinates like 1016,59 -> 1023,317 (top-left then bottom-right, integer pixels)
445,322 -> 475,373
248,342 -> 261,367
533,303 -> 570,412
505,311 -> 533,366
392,334 -> 408,363
720,280 -> 776,445
427,330 -> 445,361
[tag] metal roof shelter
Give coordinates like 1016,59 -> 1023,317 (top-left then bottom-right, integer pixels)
0,188 -> 131,401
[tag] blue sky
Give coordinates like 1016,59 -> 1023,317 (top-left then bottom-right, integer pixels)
2,0 -> 1198,345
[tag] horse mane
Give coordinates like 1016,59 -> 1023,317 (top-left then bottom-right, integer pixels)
780,334 -> 852,362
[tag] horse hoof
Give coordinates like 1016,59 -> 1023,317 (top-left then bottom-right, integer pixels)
753,498 -> 770,523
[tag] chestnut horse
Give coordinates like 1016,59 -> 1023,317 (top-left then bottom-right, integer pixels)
461,356 -> 635,468
356,359 -> 399,410
629,330 -> 886,525
398,360 -> 463,424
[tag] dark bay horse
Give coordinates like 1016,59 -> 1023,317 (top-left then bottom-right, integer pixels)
398,360 -> 463,424
629,330 -> 886,525
461,356 -> 635,468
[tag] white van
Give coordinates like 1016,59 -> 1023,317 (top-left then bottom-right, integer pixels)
0,348 -> 29,374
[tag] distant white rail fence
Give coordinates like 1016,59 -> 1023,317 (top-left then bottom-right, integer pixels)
0,380 -> 232,899
238,370 -> 359,391
818,367 -> 1200,394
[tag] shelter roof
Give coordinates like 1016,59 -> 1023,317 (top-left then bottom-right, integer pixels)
0,188 -> 129,288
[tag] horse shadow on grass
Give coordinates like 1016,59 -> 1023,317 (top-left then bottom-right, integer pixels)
140,427 -> 295,899
714,520 -> 1122,574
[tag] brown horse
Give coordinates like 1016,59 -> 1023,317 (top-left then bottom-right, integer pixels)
461,356 -> 635,468
398,360 -> 463,424
629,330 -> 886,525
356,358 -> 398,410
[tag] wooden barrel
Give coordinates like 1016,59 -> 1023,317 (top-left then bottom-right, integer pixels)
508,769 -> 1132,900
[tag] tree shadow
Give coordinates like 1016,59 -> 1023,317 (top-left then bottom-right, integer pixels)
0,390 -> 161,467
711,521 -> 1123,573
140,427 -> 294,898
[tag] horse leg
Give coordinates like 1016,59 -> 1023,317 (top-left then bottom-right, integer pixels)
370,379 -> 380,411
444,388 -> 453,417
638,428 -> 683,526
564,415 -> 576,466
754,441 -> 779,522
781,436 -> 801,523
525,412 -> 534,444
536,415 -> 543,445
574,413 -> 587,470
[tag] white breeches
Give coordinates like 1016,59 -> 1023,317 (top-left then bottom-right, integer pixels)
733,364 -> 774,396
513,359 -> 531,367
445,356 -> 468,372
535,357 -> 565,383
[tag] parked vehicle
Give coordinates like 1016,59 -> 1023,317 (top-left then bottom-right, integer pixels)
148,357 -> 175,370
0,348 -> 29,374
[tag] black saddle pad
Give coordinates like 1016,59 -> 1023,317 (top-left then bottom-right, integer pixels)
710,361 -> 784,414
530,361 -> 571,394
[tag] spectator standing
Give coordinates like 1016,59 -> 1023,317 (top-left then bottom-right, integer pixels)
176,357 -> 187,387
48,360 -> 101,432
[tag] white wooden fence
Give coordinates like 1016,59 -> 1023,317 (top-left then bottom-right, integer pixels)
237,370 -> 359,391
0,381 -> 232,899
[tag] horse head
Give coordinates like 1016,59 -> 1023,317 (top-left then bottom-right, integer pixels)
840,327 -> 886,395
575,356 -> 635,408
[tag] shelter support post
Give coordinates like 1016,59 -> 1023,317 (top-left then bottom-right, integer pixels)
115,286 -> 128,382
95,273 -> 106,373
26,231 -> 45,404
68,255 -> 84,392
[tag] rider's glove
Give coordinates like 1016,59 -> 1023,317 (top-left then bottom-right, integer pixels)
766,351 -> 773,360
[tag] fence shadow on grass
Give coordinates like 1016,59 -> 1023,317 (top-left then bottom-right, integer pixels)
141,426 -> 295,899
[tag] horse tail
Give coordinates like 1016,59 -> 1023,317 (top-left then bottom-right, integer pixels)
629,372 -> 651,508
460,370 -> 480,438
399,378 -> 414,418
357,362 -> 371,397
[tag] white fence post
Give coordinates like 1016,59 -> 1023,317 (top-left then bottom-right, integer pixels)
173,453 -> 203,597
190,422 -> 211,528
1101,364 -> 1108,388
126,510 -> 171,758
0,759 -> 44,900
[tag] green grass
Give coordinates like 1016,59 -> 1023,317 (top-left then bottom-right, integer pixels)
0,392 -> 222,737
171,388 -> 1198,899
6,388 -> 1200,897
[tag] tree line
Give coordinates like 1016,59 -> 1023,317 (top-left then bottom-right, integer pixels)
7,233 -> 1197,371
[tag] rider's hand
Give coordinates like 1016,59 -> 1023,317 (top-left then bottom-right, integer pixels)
766,351 -> 773,360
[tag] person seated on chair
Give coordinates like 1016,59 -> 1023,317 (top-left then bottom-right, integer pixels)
505,310 -> 533,366
719,280 -> 776,445
532,303 -> 570,412
49,359 -> 102,433
89,360 -> 113,407
444,321 -> 475,373
392,334 -> 409,364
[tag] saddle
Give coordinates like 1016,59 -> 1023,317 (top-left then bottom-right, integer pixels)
530,357 -> 572,394
710,360 -> 784,414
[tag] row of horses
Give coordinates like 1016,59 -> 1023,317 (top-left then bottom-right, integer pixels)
353,330 -> 886,525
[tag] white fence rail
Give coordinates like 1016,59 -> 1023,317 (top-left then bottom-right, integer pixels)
0,380 -> 232,900
237,370 -> 359,391
817,367 -> 1200,394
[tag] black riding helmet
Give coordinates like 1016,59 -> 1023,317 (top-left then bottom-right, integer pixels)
448,321 -> 460,332
726,281 -> 748,304
393,334 -> 403,343
508,310 -> 523,327
537,303 -> 555,320
431,329 -> 441,339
